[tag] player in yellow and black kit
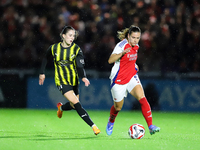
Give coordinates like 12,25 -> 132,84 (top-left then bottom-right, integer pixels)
39,26 -> 101,135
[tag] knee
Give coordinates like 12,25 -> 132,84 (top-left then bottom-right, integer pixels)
137,96 -> 145,101
115,106 -> 122,112
70,102 -> 75,109
134,93 -> 145,101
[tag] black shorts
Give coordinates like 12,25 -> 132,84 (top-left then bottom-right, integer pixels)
57,84 -> 79,95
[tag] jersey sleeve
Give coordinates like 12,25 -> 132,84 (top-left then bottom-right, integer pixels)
75,48 -> 86,78
111,39 -> 128,54
39,46 -> 52,74
111,44 -> 123,55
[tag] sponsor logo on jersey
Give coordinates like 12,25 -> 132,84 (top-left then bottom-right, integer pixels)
57,60 -> 73,66
127,53 -> 137,61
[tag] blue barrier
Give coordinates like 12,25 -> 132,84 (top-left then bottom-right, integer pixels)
28,78 -> 117,110
142,79 -> 200,112
27,78 -> 200,112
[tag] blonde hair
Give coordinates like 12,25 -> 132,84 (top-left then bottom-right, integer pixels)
117,28 -> 129,40
117,25 -> 141,40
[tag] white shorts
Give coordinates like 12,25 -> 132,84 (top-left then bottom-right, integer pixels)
110,74 -> 142,102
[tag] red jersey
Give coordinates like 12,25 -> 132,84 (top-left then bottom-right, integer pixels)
109,39 -> 139,84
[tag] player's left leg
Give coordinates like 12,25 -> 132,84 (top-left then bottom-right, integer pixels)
130,84 -> 160,135
64,91 -> 101,135
149,125 -> 160,135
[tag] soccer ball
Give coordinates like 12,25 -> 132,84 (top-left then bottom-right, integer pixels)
128,124 -> 145,139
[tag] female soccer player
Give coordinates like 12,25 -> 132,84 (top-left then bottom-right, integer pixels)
106,25 -> 160,136
39,26 -> 100,135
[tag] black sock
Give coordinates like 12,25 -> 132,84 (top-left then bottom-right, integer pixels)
61,102 -> 74,111
74,102 -> 94,127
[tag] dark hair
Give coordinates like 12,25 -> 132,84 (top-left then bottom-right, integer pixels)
117,25 -> 141,40
128,25 -> 141,35
60,26 -> 78,40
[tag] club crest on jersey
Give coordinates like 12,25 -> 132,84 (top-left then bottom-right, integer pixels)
80,59 -> 84,64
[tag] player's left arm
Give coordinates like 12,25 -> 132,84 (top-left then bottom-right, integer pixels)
75,49 -> 90,87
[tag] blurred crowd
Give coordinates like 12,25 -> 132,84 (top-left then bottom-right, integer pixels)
0,0 -> 200,73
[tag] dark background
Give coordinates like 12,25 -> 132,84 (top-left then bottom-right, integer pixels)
0,0 -> 200,72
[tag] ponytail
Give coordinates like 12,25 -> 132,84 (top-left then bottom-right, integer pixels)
117,25 -> 141,40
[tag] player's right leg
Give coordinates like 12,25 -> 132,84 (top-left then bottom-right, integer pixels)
57,102 -> 63,118
56,84 -> 75,118
106,105 -> 117,136
106,101 -> 123,135
57,102 -> 74,118
107,83 -> 126,135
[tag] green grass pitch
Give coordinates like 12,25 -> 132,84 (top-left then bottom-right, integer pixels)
0,109 -> 200,150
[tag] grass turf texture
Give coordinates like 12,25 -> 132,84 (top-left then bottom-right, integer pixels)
0,109 -> 199,150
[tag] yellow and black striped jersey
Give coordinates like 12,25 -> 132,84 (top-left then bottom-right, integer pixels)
40,42 -> 86,86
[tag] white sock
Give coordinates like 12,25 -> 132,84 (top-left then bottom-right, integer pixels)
91,124 -> 96,128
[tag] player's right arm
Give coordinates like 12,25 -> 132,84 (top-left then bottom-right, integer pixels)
39,46 -> 52,85
39,74 -> 45,85
108,47 -> 131,64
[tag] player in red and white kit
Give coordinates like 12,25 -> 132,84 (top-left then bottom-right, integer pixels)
106,25 -> 160,135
